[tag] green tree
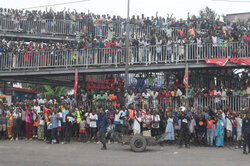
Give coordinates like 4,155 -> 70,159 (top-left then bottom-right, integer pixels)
41,85 -> 68,98
199,6 -> 217,20
21,83 -> 45,93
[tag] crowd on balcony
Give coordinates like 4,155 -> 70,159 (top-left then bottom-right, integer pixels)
0,7 -> 249,69
0,7 -> 250,47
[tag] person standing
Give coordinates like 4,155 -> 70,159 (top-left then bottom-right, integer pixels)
206,116 -> 215,146
165,113 -> 175,142
0,107 -> 7,139
215,114 -> 225,147
89,110 -> 98,142
178,112 -> 190,148
6,108 -> 13,139
133,111 -> 141,135
235,113 -> 243,149
242,112 -> 250,154
65,110 -> 75,143
61,104 -> 69,143
37,112 -> 45,140
25,106 -> 34,140
49,108 -> 60,144
100,111 -> 109,150
20,107 -> 26,138
195,114 -> 206,146
12,107 -> 21,140
151,110 -> 160,137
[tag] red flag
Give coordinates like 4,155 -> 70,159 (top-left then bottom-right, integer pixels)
230,58 -> 250,66
183,67 -> 187,87
74,70 -> 78,99
205,58 -> 228,66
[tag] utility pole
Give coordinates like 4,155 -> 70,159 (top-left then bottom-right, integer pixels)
124,0 -> 130,89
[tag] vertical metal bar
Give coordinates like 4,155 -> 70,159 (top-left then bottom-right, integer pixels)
124,0 -> 130,90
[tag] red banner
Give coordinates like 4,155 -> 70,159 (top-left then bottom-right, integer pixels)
183,67 -> 187,87
74,71 -> 78,99
230,58 -> 250,66
86,77 -> 124,89
205,58 -> 228,66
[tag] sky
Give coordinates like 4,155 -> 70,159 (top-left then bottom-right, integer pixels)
1,0 -> 250,19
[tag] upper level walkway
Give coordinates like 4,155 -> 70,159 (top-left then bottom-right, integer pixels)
0,42 -> 249,77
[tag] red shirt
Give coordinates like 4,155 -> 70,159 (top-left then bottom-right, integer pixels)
206,119 -> 215,129
178,29 -> 184,38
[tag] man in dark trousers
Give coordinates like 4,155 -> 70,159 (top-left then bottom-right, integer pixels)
242,111 -> 250,154
178,111 -> 190,148
100,111 -> 109,150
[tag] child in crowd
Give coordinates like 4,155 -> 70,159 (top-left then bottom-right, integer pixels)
79,116 -> 87,142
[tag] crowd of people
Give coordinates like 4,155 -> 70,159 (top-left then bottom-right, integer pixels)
0,7 -> 250,50
0,8 -> 249,69
0,81 -> 249,153
0,7 -> 249,154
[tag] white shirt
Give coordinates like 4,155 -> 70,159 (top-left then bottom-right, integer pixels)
212,36 -> 218,45
126,93 -> 135,105
34,106 -> 41,114
236,117 -> 242,132
214,90 -> 222,103
221,90 -> 227,100
226,118 -> 232,131
180,106 -> 186,112
151,92 -> 158,100
58,112 -> 62,127
176,89 -> 182,97
114,110 -> 122,122
133,116 -> 141,131
151,115 -> 160,128
85,112 -> 90,125
142,92 -> 150,100
38,99 -> 45,105
189,118 -> 196,133
246,87 -> 250,95
89,113 -> 98,128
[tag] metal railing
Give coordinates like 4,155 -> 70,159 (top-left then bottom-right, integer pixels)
0,42 -> 249,71
80,95 -> 250,112
0,16 -> 178,38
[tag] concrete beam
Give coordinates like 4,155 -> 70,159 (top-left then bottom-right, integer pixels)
0,63 -> 243,77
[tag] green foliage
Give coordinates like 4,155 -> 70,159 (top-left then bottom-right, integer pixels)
199,6 -> 217,20
41,85 -> 68,98
21,83 -> 45,92
235,18 -> 249,27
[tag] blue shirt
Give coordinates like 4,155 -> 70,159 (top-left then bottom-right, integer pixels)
242,118 -> 250,134
0,112 -> 6,124
100,115 -> 109,133
136,77 -> 146,89
51,113 -> 59,129
62,109 -> 69,123
97,114 -> 102,127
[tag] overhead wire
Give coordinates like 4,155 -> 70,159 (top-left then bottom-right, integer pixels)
212,0 -> 250,3
22,0 -> 90,10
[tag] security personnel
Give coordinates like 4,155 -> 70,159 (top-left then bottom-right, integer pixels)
242,112 -> 250,154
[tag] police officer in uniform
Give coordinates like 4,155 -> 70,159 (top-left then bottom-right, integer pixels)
242,112 -> 250,154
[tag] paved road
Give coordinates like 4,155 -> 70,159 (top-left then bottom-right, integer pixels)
0,140 -> 249,166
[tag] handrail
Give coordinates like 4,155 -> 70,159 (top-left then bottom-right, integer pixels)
0,42 -> 249,70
